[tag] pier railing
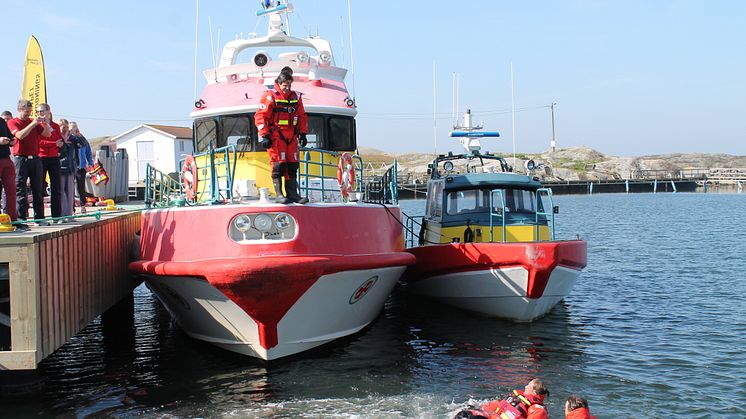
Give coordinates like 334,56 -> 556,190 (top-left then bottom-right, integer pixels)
705,168 -> 746,184
629,169 -> 708,180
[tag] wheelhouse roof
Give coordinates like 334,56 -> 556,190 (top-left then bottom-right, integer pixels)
438,172 -> 542,191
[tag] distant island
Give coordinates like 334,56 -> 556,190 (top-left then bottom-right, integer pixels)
358,146 -> 746,182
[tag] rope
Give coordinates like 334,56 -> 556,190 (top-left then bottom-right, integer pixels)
366,202 -> 443,245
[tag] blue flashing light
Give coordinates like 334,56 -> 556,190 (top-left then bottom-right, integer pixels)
449,131 -> 501,138
257,4 -> 288,16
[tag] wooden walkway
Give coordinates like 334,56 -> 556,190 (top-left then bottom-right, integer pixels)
0,210 -> 141,370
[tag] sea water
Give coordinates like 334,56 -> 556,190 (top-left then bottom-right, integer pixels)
2,193 -> 745,418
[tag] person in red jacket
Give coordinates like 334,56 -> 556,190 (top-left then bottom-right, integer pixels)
254,67 -> 308,204
565,395 -> 597,419
455,378 -> 549,419
8,99 -> 51,224
38,104 -> 63,221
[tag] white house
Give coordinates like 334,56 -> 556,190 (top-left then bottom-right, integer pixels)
111,124 -> 194,185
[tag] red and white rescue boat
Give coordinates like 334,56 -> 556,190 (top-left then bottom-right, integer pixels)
130,2 -> 414,360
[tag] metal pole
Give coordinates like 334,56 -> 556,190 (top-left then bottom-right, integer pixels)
550,102 -> 557,152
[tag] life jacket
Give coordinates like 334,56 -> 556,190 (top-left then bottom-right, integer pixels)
494,390 -> 544,419
269,88 -> 301,140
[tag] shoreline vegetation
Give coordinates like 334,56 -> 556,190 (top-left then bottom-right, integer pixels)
357,146 -> 746,182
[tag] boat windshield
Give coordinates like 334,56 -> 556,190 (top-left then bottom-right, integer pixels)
446,189 -> 486,215
193,113 -> 355,153
446,188 -> 537,215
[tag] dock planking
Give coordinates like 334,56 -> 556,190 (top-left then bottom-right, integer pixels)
0,211 -> 141,370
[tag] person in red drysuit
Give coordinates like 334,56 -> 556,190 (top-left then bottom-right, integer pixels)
454,378 -> 549,419
565,395 -> 597,419
254,66 -> 308,204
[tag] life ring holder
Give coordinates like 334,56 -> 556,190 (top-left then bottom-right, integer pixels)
336,152 -> 356,200
181,155 -> 199,201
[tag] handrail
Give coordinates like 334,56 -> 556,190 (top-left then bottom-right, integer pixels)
402,211 -> 423,248
300,148 -> 364,203
489,189 -> 506,242
178,144 -> 237,204
362,161 -> 399,205
535,188 -> 555,241
144,164 -> 182,208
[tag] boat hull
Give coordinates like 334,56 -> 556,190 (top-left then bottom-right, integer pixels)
404,241 -> 587,322
142,265 -> 404,360
130,203 -> 415,360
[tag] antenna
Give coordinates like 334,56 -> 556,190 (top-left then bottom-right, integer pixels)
451,73 -> 456,124
193,0 -> 199,100
284,7 -> 291,36
339,16 -> 346,67
433,61 -> 437,155
510,62 -> 516,168
451,72 -> 460,126
456,73 -> 460,126
208,17 -> 217,82
550,102 -> 557,152
347,0 -> 356,101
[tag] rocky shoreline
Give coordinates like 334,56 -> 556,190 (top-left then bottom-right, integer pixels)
359,146 -> 746,182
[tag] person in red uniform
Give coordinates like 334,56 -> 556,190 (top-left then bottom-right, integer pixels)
8,99 -> 50,224
38,104 -> 63,221
0,116 -> 21,228
254,66 -> 309,204
565,395 -> 596,419
455,378 -> 549,419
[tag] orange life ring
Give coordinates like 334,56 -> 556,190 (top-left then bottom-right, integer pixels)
336,152 -> 356,199
181,155 -> 198,200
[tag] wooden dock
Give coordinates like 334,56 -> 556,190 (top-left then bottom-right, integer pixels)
0,210 -> 141,370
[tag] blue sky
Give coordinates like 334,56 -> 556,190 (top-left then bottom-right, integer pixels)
2,1 -> 745,156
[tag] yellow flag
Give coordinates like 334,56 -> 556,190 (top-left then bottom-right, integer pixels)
21,35 -> 46,118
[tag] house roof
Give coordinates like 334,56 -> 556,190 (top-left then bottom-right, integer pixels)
110,124 -> 193,143
146,124 -> 193,139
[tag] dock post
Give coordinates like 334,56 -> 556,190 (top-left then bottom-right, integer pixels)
588,182 -> 593,195
738,180 -> 743,194
653,179 -> 657,193
671,180 -> 677,193
625,179 -> 629,193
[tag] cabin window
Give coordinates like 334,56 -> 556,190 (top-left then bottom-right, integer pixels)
306,116 -> 324,148
503,189 -> 536,213
446,189 -> 486,215
327,116 -> 355,151
301,114 -> 356,151
221,114 -> 254,152
425,181 -> 444,218
194,118 -> 217,152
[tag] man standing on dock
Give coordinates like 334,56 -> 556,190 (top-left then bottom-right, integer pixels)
8,99 -> 49,224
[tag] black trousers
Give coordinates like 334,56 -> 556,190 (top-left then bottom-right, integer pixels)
41,157 -> 62,218
271,162 -> 300,179
75,168 -> 92,203
14,156 -> 44,220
